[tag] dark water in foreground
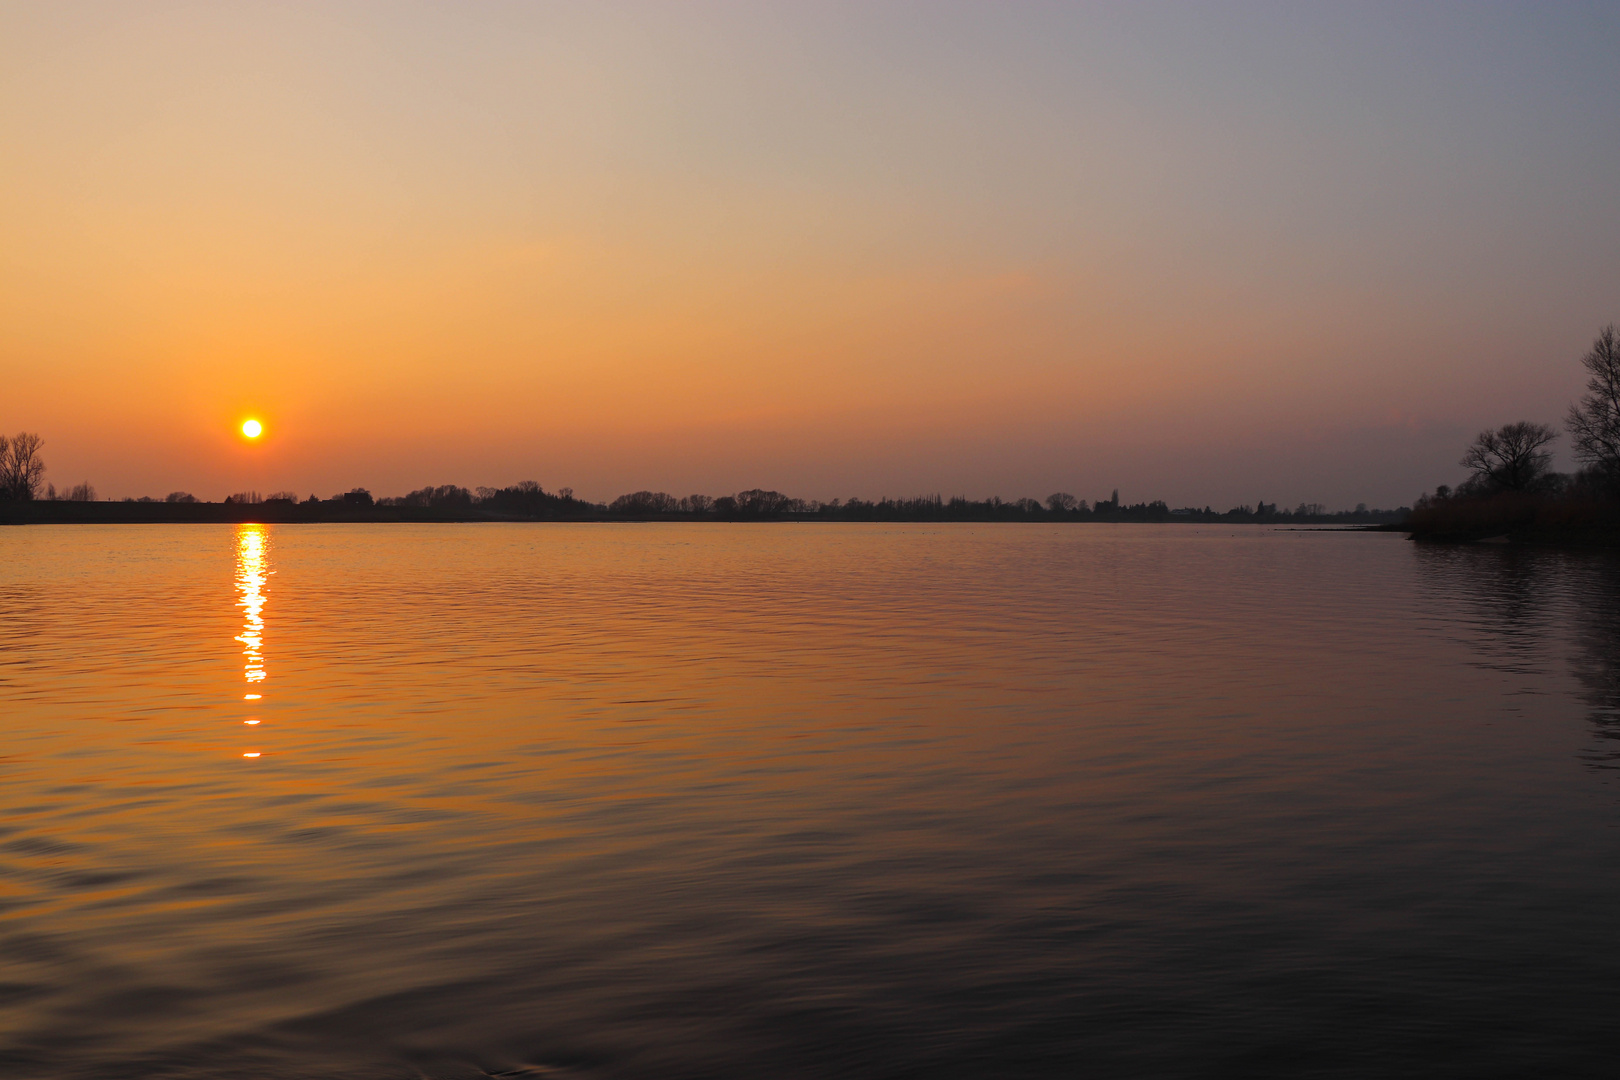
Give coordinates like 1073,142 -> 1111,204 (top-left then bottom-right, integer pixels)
3,524 -> 1619,1079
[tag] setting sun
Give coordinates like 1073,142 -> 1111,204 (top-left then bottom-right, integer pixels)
241,420 -> 263,439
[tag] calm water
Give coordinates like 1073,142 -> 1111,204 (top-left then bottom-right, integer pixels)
3,524 -> 1619,1078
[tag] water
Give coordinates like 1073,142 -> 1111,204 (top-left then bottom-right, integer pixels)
2,523 -> 1619,1078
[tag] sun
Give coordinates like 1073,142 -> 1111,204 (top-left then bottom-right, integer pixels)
241,419 -> 263,439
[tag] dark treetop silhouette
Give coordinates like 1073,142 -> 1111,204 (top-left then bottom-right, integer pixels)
1567,324 -> 1620,491
0,432 -> 47,502
1459,422 -> 1559,495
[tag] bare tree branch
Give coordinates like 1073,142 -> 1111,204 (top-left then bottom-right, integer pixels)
1567,324 -> 1620,485
0,432 -> 47,501
1460,421 -> 1558,493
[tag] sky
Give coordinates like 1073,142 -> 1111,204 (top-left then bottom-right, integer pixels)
3,1 -> 1618,508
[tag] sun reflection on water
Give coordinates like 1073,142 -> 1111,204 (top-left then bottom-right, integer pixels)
235,526 -> 269,685
235,526 -> 268,757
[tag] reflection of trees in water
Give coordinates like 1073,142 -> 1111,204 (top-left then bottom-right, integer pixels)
1413,543 -> 1620,769
1567,555 -> 1620,769
1411,543 -> 1563,677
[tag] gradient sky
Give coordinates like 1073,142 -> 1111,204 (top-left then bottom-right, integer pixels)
4,2 -> 1618,508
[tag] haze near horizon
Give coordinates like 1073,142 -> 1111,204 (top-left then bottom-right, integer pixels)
3,2 -> 1618,507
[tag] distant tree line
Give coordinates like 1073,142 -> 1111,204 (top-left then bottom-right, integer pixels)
117,491 -> 203,504
378,481 -> 591,516
1410,324 -> 1620,541
358,482 -> 1402,523
0,432 -> 1406,526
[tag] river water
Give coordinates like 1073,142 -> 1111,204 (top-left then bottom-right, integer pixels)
2,523 -> 1618,1078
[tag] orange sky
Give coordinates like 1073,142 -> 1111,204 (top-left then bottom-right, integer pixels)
4,3 -> 1618,507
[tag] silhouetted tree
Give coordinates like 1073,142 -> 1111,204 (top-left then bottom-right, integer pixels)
1567,324 -> 1620,490
64,482 -> 96,502
1047,493 -> 1078,513
0,431 -> 47,500
165,491 -> 197,503
1460,421 -> 1559,493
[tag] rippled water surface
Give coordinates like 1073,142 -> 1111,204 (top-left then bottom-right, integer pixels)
3,524 -> 1620,1078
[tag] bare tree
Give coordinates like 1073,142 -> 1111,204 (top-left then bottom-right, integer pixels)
0,431 -> 47,501
1567,324 -> 1620,486
65,482 -> 96,502
1047,492 -> 1078,513
1460,421 -> 1558,493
